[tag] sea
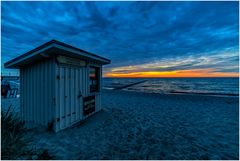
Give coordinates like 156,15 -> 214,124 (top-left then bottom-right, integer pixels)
103,77 -> 239,96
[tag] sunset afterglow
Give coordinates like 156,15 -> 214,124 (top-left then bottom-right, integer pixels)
104,51 -> 239,78
104,69 -> 239,78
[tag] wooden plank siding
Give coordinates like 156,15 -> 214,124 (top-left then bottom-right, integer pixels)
54,62 -> 102,131
20,58 -> 55,128
20,56 -> 103,132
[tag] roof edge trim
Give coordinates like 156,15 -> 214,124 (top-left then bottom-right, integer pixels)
4,40 -> 111,68
4,44 -> 54,68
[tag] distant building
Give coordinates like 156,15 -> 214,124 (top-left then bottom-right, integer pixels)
4,40 -> 110,132
1,75 -> 19,81
1,70 -> 20,77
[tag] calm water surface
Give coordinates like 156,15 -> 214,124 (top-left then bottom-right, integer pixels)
103,78 -> 239,96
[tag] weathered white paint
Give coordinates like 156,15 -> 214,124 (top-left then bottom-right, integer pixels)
20,55 -> 103,132
20,58 -> 56,128
54,61 -> 102,131
6,40 -> 109,132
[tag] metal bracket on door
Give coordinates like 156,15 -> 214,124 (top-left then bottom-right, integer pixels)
78,90 -> 82,98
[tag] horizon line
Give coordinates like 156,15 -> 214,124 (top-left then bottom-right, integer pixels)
103,76 -> 239,78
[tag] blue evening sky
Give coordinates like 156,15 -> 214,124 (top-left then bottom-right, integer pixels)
1,1 -> 239,76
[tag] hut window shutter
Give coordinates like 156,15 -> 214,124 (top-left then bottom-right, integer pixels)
89,66 -> 99,92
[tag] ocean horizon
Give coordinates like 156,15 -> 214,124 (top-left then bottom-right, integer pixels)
103,77 -> 239,96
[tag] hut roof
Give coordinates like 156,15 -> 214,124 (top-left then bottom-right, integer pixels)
4,40 -> 111,68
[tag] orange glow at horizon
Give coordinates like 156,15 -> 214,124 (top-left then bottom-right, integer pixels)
104,69 -> 239,78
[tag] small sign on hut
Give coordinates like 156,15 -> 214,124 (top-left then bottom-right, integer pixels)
4,40 -> 110,132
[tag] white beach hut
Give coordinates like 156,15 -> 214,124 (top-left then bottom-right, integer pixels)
4,40 -> 110,132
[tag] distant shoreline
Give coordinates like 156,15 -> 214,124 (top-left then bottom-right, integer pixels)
102,89 -> 239,98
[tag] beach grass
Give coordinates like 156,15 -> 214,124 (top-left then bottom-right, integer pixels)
1,105 -> 30,159
1,105 -> 55,160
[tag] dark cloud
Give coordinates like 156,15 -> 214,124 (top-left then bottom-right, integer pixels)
1,1 -> 239,75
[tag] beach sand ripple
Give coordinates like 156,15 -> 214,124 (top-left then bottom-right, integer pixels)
1,90 -> 239,159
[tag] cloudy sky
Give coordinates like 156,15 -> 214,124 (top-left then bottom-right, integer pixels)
1,1 -> 239,77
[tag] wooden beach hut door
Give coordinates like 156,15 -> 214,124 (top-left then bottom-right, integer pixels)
57,66 -> 83,130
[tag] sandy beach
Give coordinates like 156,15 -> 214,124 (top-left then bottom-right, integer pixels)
1,90 -> 239,159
